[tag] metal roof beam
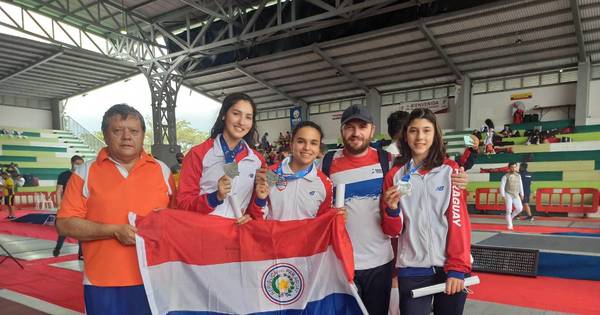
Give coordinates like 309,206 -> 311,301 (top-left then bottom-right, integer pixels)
570,0 -> 587,62
179,0 -> 241,26
418,22 -> 463,81
142,0 -> 427,63
0,50 -> 64,84
234,64 -> 304,106
312,45 -> 370,93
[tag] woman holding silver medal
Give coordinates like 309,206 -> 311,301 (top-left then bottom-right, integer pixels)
381,108 -> 472,315
249,121 -> 346,221
177,93 -> 266,223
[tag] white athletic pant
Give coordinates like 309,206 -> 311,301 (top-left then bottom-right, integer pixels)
505,194 -> 523,228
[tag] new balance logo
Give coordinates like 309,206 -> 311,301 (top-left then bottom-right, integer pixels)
436,186 -> 445,191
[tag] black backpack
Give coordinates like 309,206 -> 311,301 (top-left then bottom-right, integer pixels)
321,147 -> 390,177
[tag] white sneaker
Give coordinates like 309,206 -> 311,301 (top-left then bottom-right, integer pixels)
507,226 -> 514,231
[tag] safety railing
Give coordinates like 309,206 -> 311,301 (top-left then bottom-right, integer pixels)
535,188 -> 599,214
62,115 -> 104,154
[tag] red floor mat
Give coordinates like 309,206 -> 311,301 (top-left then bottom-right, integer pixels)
0,257 -> 84,312
470,273 -> 600,314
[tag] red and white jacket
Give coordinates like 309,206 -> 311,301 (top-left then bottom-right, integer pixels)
177,135 -> 266,219
247,157 -> 333,221
381,159 -> 471,277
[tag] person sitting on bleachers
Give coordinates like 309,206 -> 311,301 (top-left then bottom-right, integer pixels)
457,134 -> 480,171
480,119 -> 495,154
500,125 -> 519,138
0,172 -> 16,220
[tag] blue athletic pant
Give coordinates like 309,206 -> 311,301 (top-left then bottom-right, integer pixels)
397,270 -> 468,315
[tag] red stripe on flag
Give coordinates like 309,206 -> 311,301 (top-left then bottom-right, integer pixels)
135,210 -> 355,281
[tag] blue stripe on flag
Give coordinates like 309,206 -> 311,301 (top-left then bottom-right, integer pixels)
167,293 -> 363,315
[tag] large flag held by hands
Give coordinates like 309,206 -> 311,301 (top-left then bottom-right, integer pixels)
130,210 -> 366,315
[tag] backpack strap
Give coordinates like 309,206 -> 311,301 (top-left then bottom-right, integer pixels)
376,147 -> 389,176
321,150 -> 336,177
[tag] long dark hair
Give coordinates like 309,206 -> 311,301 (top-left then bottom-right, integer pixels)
395,108 -> 445,170
210,93 -> 259,146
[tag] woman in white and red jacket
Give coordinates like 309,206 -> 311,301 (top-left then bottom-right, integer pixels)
177,93 -> 266,223
248,121 -> 337,221
381,108 -> 471,315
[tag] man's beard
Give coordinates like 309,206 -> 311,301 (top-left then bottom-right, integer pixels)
343,137 -> 371,155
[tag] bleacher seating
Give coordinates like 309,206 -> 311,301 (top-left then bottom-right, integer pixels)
0,127 -> 97,194
443,120 -> 600,209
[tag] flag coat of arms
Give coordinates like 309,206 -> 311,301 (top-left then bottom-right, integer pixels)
130,210 -> 366,315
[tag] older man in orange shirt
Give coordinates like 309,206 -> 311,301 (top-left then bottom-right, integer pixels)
57,104 -> 175,314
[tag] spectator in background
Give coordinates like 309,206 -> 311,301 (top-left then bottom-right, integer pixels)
7,162 -> 20,177
500,162 -> 524,230
383,110 -> 408,315
260,132 -> 270,151
385,110 -> 409,155
171,152 -> 184,188
519,163 -> 534,221
481,119 -> 495,154
1,172 -> 16,220
53,155 -> 85,258
56,104 -> 176,314
15,175 -> 25,189
457,134 -> 480,171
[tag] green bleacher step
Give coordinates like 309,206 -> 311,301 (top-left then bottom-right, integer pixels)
2,144 -> 67,153
508,119 -> 573,131
474,150 -> 600,166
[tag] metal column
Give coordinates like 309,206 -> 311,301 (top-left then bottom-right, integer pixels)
139,58 -> 185,165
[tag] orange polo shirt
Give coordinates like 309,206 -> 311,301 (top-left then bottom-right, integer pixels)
58,148 -> 175,287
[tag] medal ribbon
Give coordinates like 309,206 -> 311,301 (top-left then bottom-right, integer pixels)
401,160 -> 423,182
275,157 -> 313,180
219,134 -> 245,164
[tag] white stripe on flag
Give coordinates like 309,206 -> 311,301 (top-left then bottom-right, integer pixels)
142,246 -> 356,314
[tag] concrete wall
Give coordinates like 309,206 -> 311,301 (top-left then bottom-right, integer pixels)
0,104 -> 53,129
256,118 -> 292,143
588,80 -> 600,125
256,78 -> 596,142
380,97 -> 457,136
309,111 -> 343,145
470,84 -> 576,128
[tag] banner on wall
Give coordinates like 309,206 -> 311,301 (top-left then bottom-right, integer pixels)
510,92 -> 532,100
398,98 -> 449,113
290,106 -> 302,129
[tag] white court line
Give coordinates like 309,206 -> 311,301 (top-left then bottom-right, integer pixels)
0,289 -> 82,315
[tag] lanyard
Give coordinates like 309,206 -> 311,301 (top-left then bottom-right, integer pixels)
275,157 -> 313,180
220,134 -> 244,164
401,160 -> 423,182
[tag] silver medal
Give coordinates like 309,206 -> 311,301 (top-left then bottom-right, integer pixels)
397,181 -> 412,195
223,163 -> 240,178
265,169 -> 279,187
